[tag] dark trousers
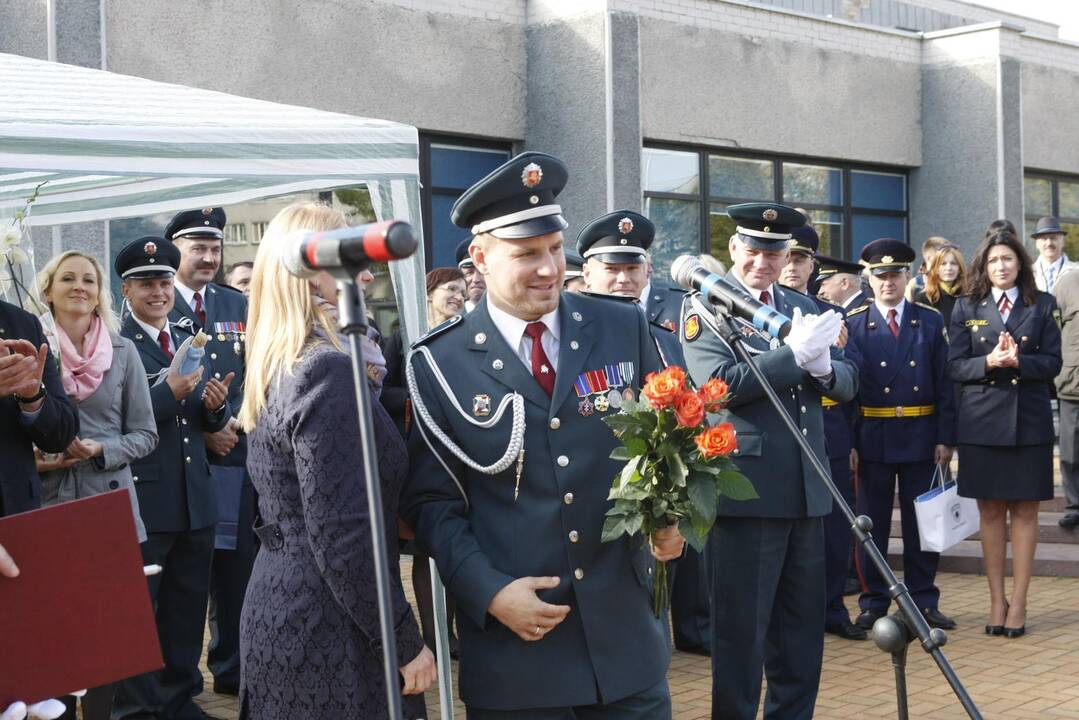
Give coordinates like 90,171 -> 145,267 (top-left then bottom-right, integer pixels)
113,526 -> 215,720
823,456 -> 855,627
857,460 -> 940,612
709,517 -> 824,720
465,678 -> 671,719
671,545 -> 711,651
1060,399 -> 1079,513
61,685 -> 115,720
208,482 -> 257,687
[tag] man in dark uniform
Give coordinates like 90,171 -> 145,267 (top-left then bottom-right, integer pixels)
780,231 -> 866,640
817,254 -> 870,310
456,235 -> 486,313
681,203 -> 858,720
577,210 -> 709,655
0,300 -> 78,517
163,208 -> 252,696
563,249 -> 586,293
844,238 -> 957,632
112,237 -> 233,720
401,152 -> 684,718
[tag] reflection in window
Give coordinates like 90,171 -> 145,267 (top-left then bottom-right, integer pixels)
643,148 -> 700,194
1024,177 -> 1052,217
645,197 -> 700,279
709,155 -> 773,201
852,214 -> 906,259
852,171 -> 905,212
783,163 -> 842,206
1024,173 -> 1079,262
1060,182 -> 1079,219
709,204 -> 736,271
802,210 -> 843,258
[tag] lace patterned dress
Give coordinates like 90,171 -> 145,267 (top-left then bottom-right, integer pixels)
240,341 -> 424,719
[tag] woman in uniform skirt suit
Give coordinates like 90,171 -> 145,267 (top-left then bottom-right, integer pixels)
948,229 -> 1062,638
238,203 -> 435,719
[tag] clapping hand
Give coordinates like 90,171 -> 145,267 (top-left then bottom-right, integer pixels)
0,340 -> 48,402
204,417 -> 241,457
64,437 -> 103,461
201,372 -> 235,411
987,332 -> 1020,369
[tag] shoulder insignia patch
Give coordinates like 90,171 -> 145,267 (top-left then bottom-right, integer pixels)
412,314 -> 463,347
684,314 -> 701,342
845,304 -> 870,317
1054,307 -> 1063,329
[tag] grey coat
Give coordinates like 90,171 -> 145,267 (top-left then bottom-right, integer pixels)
40,331 -> 158,542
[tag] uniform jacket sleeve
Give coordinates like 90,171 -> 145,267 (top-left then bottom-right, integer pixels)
400,353 -> 516,629
20,314 -> 78,452
1017,295 -> 1063,381
930,313 -> 957,446
99,340 -> 159,471
291,350 -> 419,655
947,298 -> 988,383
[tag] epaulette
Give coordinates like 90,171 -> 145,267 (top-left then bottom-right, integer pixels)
649,318 -> 677,335
845,304 -> 870,317
915,302 -> 942,316
579,290 -> 638,304
412,314 -> 463,347
210,282 -> 244,299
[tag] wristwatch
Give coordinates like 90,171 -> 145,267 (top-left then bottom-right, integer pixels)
14,382 -> 46,405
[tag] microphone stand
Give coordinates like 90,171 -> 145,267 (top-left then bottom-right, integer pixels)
705,303 -> 982,720
334,267 -> 403,720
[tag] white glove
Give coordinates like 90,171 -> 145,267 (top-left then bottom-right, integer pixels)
784,307 -> 817,366
2,699 -> 66,720
786,309 -> 841,377
803,344 -> 833,378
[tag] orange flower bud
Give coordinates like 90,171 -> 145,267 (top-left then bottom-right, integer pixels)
697,378 -> 729,411
642,369 -> 683,409
696,422 -> 737,458
673,390 -> 705,428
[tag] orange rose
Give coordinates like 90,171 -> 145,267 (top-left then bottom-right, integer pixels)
664,366 -> 687,389
695,422 -> 737,458
697,378 -> 729,412
642,368 -> 684,409
673,390 -> 705,428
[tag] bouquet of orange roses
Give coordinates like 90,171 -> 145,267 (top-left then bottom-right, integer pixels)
602,365 -> 756,616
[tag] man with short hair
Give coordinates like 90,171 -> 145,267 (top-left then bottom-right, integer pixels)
844,238 -> 957,633
402,152 -> 683,718
682,203 -> 857,719
563,249 -> 586,293
224,261 -> 252,297
113,236 -> 233,720
1032,216 -> 1078,293
164,207 -> 251,697
816,257 -> 869,310
457,236 -> 486,312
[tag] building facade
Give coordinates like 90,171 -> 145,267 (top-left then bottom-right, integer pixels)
4,0 -> 1079,282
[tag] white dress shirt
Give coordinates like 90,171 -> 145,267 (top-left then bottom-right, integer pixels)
730,271 -> 776,306
991,286 -> 1019,323
1038,257 -> 1065,292
487,300 -> 561,374
133,314 -> 175,354
875,298 -> 906,328
638,282 -> 652,314
174,280 -> 206,314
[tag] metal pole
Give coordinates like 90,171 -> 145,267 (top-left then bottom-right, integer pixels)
337,277 -> 403,720
430,560 -> 456,717
705,304 -> 982,719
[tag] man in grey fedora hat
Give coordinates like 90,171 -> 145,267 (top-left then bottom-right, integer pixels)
1031,216 -> 1078,293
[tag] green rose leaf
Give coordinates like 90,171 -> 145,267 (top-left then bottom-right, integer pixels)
717,470 -> 759,501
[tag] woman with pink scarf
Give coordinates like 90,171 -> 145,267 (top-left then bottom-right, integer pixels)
34,250 -> 158,720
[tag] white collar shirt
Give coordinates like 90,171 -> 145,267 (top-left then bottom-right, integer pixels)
133,314 -> 175,354
730,272 -> 776,306
875,298 -> 906,328
174,280 -> 207,314
486,299 -> 561,374
638,282 -> 652,314
991,286 -> 1019,322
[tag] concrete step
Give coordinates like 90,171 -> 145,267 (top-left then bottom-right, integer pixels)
885,538 -> 1079,577
887,508 -> 1079,544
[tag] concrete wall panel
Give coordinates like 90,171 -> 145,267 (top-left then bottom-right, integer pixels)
1021,63 -> 1079,174
0,0 -> 48,60
105,0 -> 526,139
637,17 -> 921,167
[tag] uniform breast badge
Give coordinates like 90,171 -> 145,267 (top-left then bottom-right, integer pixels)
594,395 -> 610,412
574,363 -> 634,415
578,398 -> 594,416
473,394 -> 491,417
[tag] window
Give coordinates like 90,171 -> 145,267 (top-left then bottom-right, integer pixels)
642,145 -> 909,279
420,135 -> 513,270
1025,173 -> 1079,260
223,223 -> 247,245
252,221 -> 269,244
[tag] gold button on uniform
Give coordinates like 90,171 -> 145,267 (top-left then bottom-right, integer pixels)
574,568 -> 584,580
557,455 -> 569,467
564,493 -> 574,505
568,531 -> 579,543
549,418 -> 561,430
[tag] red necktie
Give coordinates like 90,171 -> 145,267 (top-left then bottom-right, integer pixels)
887,308 -> 900,338
998,293 -> 1012,317
760,290 -> 771,307
524,322 -> 555,397
157,329 -> 174,359
193,291 -> 206,326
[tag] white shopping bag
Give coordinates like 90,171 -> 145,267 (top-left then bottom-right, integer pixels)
914,464 -> 980,553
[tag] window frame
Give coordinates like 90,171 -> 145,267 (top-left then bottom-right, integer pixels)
1024,170 -> 1079,228
419,132 -> 515,271
643,142 -> 909,261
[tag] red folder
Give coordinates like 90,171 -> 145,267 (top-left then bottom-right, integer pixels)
0,490 -> 163,707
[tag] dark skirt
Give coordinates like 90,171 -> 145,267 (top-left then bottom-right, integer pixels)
957,443 -> 1053,501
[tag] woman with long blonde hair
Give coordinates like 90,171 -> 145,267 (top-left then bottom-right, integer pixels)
914,244 -> 966,326
35,250 -> 158,720
238,202 -> 434,720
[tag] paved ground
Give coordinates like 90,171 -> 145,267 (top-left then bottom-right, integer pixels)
195,563 -> 1079,719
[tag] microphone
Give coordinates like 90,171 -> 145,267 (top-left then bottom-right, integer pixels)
670,255 -> 791,340
282,220 -> 418,278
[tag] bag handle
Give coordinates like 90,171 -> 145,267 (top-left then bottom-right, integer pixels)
929,463 -> 951,491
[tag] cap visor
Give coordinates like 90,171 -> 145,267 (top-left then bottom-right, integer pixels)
590,252 -> 648,265
124,270 -> 176,279
488,214 -> 568,240
738,234 -> 791,251
869,265 -> 907,276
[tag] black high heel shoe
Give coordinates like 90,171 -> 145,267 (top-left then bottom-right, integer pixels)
985,601 -> 1008,636
1003,605 -> 1026,638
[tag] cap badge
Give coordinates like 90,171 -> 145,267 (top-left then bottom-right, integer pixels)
618,217 -> 634,235
763,226 -> 771,233
522,162 -> 543,188
201,208 -> 213,216
620,238 -> 628,245
763,208 -> 778,221
529,195 -> 539,205
144,241 -> 157,255
881,255 -> 894,264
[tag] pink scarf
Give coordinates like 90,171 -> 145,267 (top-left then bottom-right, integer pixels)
56,314 -> 113,402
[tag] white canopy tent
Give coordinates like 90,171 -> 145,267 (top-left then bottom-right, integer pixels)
0,52 -> 427,339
